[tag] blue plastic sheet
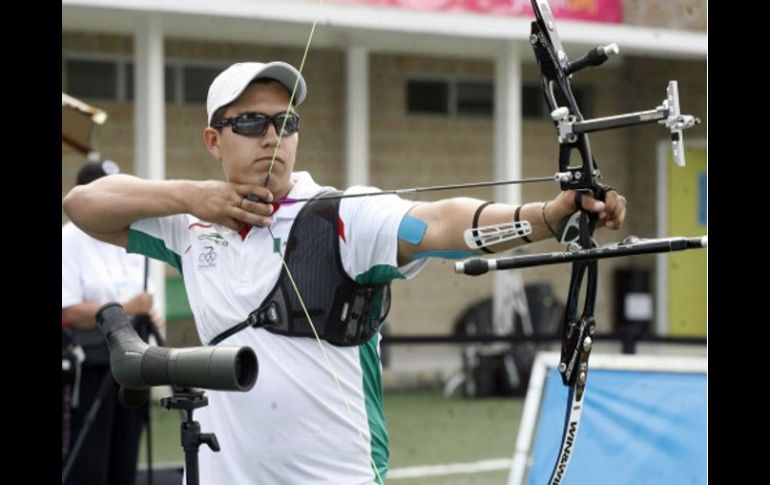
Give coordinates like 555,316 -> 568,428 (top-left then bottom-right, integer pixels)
527,368 -> 706,484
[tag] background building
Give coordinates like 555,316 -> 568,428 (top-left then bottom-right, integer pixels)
62,0 -> 707,382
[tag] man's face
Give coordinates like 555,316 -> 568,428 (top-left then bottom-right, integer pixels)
205,81 -> 299,199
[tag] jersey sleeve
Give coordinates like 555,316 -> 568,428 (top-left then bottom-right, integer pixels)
61,225 -> 84,308
338,187 -> 427,284
127,215 -> 190,273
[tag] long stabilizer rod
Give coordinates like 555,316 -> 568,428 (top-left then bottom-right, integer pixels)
454,236 -> 707,276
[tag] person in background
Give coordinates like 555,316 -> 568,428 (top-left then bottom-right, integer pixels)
61,159 -> 163,485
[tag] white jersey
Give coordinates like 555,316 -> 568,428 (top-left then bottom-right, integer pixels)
62,221 -> 149,310
128,172 -> 426,484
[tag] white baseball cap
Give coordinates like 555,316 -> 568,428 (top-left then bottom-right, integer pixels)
206,61 -> 307,125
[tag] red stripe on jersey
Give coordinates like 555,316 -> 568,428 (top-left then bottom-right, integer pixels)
188,222 -> 212,229
238,224 -> 250,240
338,216 -> 346,243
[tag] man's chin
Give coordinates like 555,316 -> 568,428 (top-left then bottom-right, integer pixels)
269,177 -> 294,199
228,174 -> 269,187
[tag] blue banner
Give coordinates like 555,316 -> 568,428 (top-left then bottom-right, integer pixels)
527,368 -> 706,484
698,171 -> 707,226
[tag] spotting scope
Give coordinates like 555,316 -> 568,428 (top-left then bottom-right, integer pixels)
96,303 -> 258,393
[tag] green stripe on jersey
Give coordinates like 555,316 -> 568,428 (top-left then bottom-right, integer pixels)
360,335 -> 388,483
127,228 -> 183,273
355,264 -> 404,285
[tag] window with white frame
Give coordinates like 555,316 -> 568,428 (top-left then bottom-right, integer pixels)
406,77 -> 593,119
64,55 -> 226,105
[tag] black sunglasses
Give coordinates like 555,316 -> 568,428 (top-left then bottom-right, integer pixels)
211,111 -> 300,138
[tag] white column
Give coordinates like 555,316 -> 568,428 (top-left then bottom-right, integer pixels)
493,42 -> 524,336
134,15 -> 166,328
345,46 -> 369,187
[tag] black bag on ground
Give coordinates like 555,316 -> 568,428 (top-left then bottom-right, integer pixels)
455,284 -> 565,397
462,344 -> 537,397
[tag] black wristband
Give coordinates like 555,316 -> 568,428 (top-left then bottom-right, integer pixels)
472,201 -> 496,254
514,205 -> 533,243
542,202 -> 559,239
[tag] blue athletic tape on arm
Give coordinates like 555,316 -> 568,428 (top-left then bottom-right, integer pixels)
413,250 -> 474,260
398,214 -> 428,245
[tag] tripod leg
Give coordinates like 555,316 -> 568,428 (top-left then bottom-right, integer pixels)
145,402 -> 153,485
62,383 -> 71,463
62,369 -> 114,484
108,399 -> 145,485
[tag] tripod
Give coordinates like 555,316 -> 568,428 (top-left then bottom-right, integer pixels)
61,315 -> 160,485
81,299 -> 258,485
160,389 -> 221,485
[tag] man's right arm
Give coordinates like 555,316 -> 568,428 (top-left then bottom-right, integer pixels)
63,175 -> 192,247
62,175 -> 275,248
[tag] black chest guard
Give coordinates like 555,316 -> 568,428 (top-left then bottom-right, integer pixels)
209,190 -> 391,347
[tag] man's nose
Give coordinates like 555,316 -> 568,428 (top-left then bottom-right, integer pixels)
261,121 -> 280,144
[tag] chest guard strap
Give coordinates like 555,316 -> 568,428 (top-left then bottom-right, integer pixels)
209,190 -> 391,347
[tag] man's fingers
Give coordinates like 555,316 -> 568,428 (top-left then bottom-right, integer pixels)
577,194 -> 605,214
237,195 -> 274,228
557,189 -> 626,230
232,203 -> 273,227
222,218 -> 243,231
235,212 -> 273,227
221,183 -> 276,228
602,192 -> 627,229
565,190 -> 605,214
601,200 -> 626,230
240,197 -> 274,216
236,185 -> 273,202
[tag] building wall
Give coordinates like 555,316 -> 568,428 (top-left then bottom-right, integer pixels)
62,34 -> 345,218
62,22 -> 706,339
623,0 -> 706,31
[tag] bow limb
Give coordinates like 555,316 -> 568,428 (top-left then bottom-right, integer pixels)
528,6 -> 601,481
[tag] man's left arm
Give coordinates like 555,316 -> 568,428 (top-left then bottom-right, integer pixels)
397,190 -> 626,265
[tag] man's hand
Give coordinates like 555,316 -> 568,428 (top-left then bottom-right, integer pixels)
546,189 -> 627,231
147,308 -> 166,340
121,292 -> 154,315
597,190 -> 627,230
188,181 -> 275,230
123,292 -> 166,339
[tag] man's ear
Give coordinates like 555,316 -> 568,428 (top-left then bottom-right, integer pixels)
203,127 -> 222,160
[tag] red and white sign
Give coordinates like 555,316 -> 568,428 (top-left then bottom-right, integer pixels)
326,0 -> 622,23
